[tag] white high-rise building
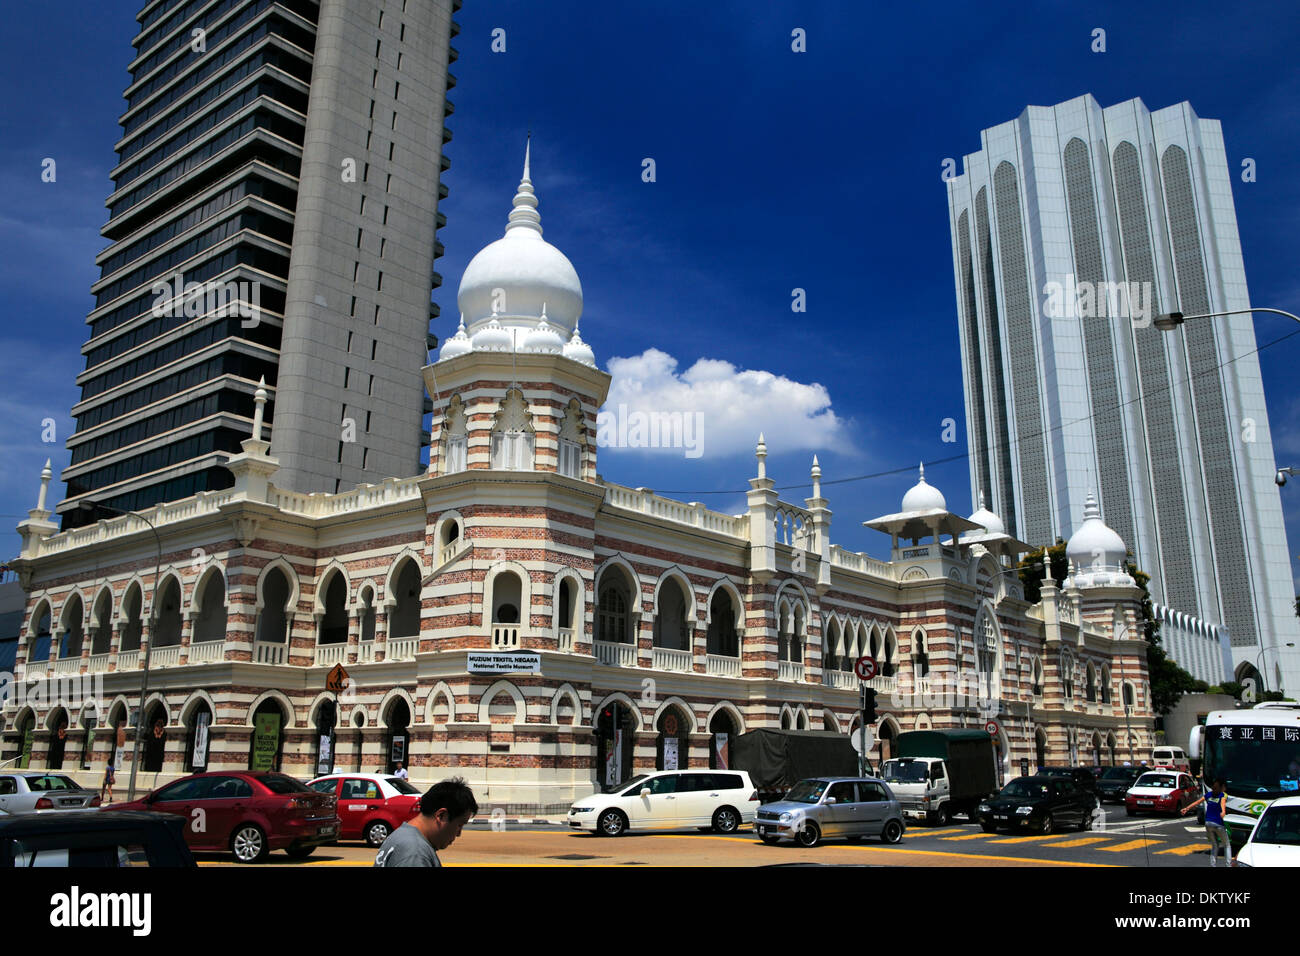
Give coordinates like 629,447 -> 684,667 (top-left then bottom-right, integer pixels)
945,94 -> 1299,694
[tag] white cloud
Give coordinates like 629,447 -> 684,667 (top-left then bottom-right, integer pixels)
600,348 -> 846,459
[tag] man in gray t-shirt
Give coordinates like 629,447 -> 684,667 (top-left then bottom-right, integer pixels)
374,776 -> 478,867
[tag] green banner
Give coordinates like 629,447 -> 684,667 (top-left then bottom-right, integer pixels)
20,723 -> 33,769
251,713 -> 281,771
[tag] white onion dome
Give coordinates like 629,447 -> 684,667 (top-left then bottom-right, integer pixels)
562,319 -> 596,367
901,463 -> 946,513
470,316 -> 512,351
456,140 -> 583,342
439,314 -> 473,361
522,312 -> 565,353
968,490 -> 1005,535
1066,492 -> 1128,572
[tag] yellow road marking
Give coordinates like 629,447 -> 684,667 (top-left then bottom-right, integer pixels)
1154,844 -> 1203,856
1042,837 -> 1110,848
988,834 -> 1068,844
1100,839 -> 1162,851
940,833 -> 996,841
916,828 -> 968,836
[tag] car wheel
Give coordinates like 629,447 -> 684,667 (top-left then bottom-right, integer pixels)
284,842 -> 316,860
981,823 -> 997,833
795,822 -> 821,848
597,809 -> 628,837
231,824 -> 269,864
365,821 -> 391,847
927,805 -> 949,827
712,806 -> 740,834
881,819 -> 904,844
1038,812 -> 1054,835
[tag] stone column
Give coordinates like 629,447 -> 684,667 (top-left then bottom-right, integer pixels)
179,613 -> 194,665
375,608 -> 389,662
108,623 -> 123,672
347,611 -> 360,664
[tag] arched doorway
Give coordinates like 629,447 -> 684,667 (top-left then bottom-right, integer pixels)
315,698 -> 337,776
1034,727 -> 1048,771
595,700 -> 637,790
256,568 -> 292,644
16,711 -> 35,769
184,701 -> 214,773
383,697 -> 410,774
143,702 -> 168,773
78,706 -> 98,771
193,573 -> 227,644
318,572 -> 348,646
352,711 -> 366,772
47,709 -> 69,770
709,708 -> 738,769
656,705 -> 690,770
878,718 -> 898,762
248,698 -> 286,771
389,561 -> 422,640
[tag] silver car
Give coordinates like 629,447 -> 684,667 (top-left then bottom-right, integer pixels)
0,772 -> 102,814
755,776 -> 905,847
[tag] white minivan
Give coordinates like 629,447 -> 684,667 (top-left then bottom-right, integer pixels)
567,769 -> 760,836
1151,746 -> 1191,772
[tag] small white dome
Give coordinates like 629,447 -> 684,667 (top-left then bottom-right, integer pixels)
968,491 -> 1005,535
562,319 -> 596,367
901,463 -> 946,513
1066,492 -> 1128,572
470,316 -> 512,352
457,141 -> 583,341
522,315 -> 565,353
438,315 -> 472,361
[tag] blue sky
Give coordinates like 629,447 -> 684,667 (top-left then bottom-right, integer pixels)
2,0 -> 1299,582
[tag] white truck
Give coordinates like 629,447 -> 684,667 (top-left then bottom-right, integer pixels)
880,729 -> 999,826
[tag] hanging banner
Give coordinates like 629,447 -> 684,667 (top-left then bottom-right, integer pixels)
317,734 -> 334,776
20,723 -> 34,769
192,712 -> 211,772
605,729 -> 622,787
390,734 -> 407,766
664,737 -> 679,771
252,712 -> 281,771
714,732 -> 729,770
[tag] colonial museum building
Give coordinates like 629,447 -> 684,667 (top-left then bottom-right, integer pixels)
2,156 -> 1155,812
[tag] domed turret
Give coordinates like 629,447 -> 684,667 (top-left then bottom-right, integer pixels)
470,316 -> 512,352
456,139 -> 584,342
1065,492 -> 1134,588
439,315 -> 472,361
968,491 -> 1005,535
521,310 -> 565,353
901,463 -> 946,513
562,318 -> 596,367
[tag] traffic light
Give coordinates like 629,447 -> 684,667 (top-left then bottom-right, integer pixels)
863,688 -> 878,724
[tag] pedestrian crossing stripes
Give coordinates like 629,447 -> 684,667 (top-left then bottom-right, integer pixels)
1098,838 -> 1163,851
1041,836 -> 1110,848
1154,844 -> 1203,856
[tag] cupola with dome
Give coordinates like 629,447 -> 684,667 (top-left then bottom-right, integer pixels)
1063,492 -> 1134,588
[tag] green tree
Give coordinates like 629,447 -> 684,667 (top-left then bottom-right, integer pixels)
1014,547 -> 1200,715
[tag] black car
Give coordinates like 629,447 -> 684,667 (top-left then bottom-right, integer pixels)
1038,766 -> 1097,793
977,774 -> 1099,835
1095,766 -> 1141,803
0,810 -> 196,867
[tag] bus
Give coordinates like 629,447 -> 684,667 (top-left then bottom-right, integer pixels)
1188,702 -> 1300,845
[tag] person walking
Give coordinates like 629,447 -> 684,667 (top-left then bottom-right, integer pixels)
393,760 -> 408,780
1182,777 -> 1231,866
100,760 -> 115,804
374,777 -> 477,867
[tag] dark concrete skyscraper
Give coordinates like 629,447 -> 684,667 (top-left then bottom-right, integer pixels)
946,94 -> 1299,692
61,0 -> 459,526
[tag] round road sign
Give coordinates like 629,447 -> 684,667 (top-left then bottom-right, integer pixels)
984,720 -> 1000,737
854,656 -> 877,681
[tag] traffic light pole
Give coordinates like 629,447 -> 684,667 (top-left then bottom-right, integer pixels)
859,684 -> 868,777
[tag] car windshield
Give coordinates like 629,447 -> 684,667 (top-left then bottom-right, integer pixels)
1100,768 -> 1136,780
258,774 -> 311,794
999,779 -> 1050,799
882,760 -> 928,784
617,775 -> 649,796
25,776 -> 80,792
1254,806 -> 1300,847
386,777 -> 421,795
1135,773 -> 1177,789
784,780 -> 831,804
1204,726 -> 1300,800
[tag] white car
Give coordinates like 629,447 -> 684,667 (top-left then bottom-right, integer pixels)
1236,795 -> 1300,867
568,769 -> 760,836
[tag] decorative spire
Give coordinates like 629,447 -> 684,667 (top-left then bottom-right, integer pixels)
36,458 -> 52,513
811,455 -> 821,498
251,376 -> 269,443
978,489 -> 986,510
756,433 -> 767,480
507,136 -> 542,236
918,461 -> 926,482
1083,490 -> 1101,521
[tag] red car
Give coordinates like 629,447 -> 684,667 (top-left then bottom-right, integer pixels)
103,771 -> 339,863
1124,770 -> 1200,817
307,773 -> 422,846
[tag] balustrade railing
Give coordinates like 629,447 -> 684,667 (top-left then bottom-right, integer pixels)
253,641 -> 286,665
652,646 -> 692,672
778,660 -> 805,682
491,624 -> 520,650
594,641 -> 637,667
557,628 -> 575,653
187,641 -> 224,664
705,654 -> 741,677
387,637 -> 419,660
314,643 -> 348,666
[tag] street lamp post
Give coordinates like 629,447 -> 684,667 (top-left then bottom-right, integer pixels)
1253,642 -> 1297,697
78,501 -> 161,803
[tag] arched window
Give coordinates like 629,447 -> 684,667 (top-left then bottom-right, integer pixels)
653,578 -> 690,651
389,560 -> 422,639
359,587 -> 376,644
1034,728 -> 1048,771
318,572 -> 349,645
383,698 -> 411,774
1101,666 -> 1112,704
1061,652 -> 1075,699
490,389 -> 534,471
143,702 -> 169,773
558,400 -> 584,478
78,706 -> 98,770
913,629 -> 930,678
1086,662 -> 1098,703
58,595 -> 84,660
184,701 -> 214,773
822,618 -> 838,673
558,577 -> 575,630
595,701 -> 637,789
119,587 -> 143,652
442,395 -> 468,474
153,578 -> 183,647
193,573 -> 227,645
90,590 -> 114,656
31,603 -> 52,663
709,708 -> 738,769
491,571 -> 522,625
656,706 -> 690,770
256,568 -> 292,644
1032,657 -> 1044,697
597,569 -> 634,644
776,602 -> 791,662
